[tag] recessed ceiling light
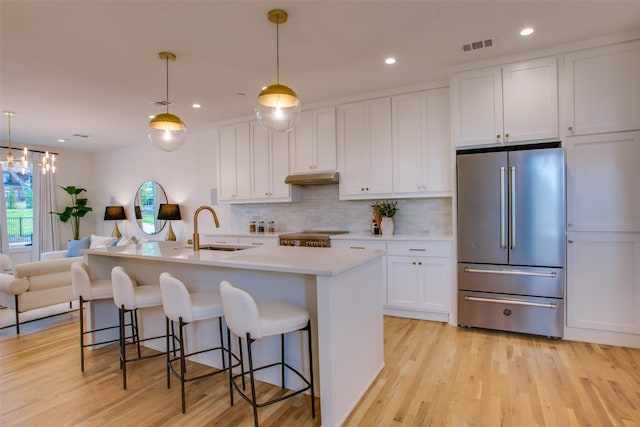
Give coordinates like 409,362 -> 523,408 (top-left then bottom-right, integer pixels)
385,57 -> 396,65
149,115 -> 155,119
57,139 -> 66,143
192,103 -> 201,109
520,27 -> 534,36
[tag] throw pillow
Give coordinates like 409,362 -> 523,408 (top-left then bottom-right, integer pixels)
67,236 -> 91,257
116,237 -> 133,246
89,235 -> 118,248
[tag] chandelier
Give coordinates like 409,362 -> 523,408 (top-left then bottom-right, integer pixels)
2,110 -> 57,174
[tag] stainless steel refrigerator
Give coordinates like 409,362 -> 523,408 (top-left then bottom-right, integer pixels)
456,145 -> 565,338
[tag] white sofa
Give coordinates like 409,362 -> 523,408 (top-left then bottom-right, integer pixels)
0,235 -> 131,333
0,256 -> 80,333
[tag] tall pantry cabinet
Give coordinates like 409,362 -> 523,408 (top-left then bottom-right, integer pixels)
563,39 -> 640,347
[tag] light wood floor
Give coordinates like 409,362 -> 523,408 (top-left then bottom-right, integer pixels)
1,313 -> 639,426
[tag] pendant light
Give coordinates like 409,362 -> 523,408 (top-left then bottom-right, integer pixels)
255,9 -> 301,133
2,111 -> 31,174
148,51 -> 187,152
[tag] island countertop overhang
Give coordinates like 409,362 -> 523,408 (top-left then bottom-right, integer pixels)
85,242 -> 383,276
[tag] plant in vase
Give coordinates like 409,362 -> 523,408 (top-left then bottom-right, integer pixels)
50,185 -> 93,240
373,200 -> 398,235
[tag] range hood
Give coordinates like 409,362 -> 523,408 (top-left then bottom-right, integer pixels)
285,171 -> 339,185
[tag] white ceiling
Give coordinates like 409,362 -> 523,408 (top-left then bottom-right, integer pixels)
1,1 -> 639,152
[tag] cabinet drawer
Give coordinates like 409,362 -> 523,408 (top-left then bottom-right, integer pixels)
458,290 -> 563,338
238,236 -> 278,247
331,240 -> 386,251
386,241 -> 451,257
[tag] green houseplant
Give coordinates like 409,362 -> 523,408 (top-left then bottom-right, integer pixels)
372,200 -> 398,235
50,186 -> 93,240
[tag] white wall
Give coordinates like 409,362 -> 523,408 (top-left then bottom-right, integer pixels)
92,127 -> 221,243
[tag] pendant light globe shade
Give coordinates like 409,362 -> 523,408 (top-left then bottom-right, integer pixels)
148,51 -> 187,152
256,84 -> 301,133
148,113 -> 187,152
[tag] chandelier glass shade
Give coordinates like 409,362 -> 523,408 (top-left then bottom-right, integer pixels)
148,52 -> 187,152
255,9 -> 300,133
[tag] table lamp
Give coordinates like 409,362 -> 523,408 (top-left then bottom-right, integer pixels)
157,203 -> 181,241
104,206 -> 126,238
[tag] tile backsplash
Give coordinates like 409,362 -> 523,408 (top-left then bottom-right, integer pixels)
229,184 -> 452,235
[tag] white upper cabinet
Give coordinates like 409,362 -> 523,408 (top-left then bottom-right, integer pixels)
337,98 -> 393,199
392,88 -> 451,196
566,131 -> 640,232
289,107 -> 337,174
451,56 -> 558,148
250,121 -> 292,202
564,40 -> 640,136
217,122 -> 251,202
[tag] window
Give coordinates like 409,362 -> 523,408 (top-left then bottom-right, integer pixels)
2,162 -> 34,248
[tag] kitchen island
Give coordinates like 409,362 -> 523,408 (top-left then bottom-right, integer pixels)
84,242 -> 384,427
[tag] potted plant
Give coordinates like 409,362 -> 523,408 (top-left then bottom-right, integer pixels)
372,200 -> 398,235
50,186 -> 93,240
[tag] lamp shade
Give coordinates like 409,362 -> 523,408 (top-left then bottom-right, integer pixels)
104,206 -> 126,221
157,203 -> 181,221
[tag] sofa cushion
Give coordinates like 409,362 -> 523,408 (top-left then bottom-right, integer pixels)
67,237 -> 90,257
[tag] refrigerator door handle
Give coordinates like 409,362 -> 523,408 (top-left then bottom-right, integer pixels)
463,266 -> 557,278
464,296 -> 557,309
500,167 -> 507,249
510,165 -> 516,249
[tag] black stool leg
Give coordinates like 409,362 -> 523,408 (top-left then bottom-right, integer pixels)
281,333 -> 285,389
227,327 -> 234,406
165,316 -> 171,389
119,306 -> 127,390
79,296 -> 85,372
246,334 -> 259,427
307,320 -> 315,418
179,317 -> 186,414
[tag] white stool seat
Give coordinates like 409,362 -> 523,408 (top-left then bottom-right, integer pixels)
86,279 -> 113,300
191,292 -> 224,321
71,262 -> 119,372
258,301 -> 309,337
159,272 -> 232,413
132,285 -> 163,308
111,266 -> 166,390
220,280 -> 315,427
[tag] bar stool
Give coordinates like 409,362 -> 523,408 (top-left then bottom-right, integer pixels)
219,280 -> 315,427
111,266 -> 165,390
159,272 -> 236,413
71,262 -> 121,372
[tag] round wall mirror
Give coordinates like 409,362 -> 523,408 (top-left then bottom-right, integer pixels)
134,181 -> 168,235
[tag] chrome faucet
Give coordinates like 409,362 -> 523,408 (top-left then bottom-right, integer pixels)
192,205 -> 220,251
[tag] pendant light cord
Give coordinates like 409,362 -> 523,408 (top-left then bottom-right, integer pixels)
276,15 -> 280,85
165,56 -> 170,114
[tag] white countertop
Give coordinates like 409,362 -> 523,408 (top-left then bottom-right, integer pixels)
85,241 -> 383,276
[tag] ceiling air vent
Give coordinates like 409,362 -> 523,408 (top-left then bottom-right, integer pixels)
72,133 -> 91,139
462,38 -> 494,52
153,100 -> 172,107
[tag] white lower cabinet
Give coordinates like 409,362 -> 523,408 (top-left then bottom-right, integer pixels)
386,242 -> 452,318
238,235 -> 279,247
333,238 -> 453,322
566,232 -> 640,342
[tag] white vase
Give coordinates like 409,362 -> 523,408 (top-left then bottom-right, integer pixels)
380,217 -> 395,235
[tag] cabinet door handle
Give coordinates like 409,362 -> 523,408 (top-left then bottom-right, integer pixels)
409,248 -> 426,251
249,242 -> 264,246
568,126 -> 573,132
568,240 -> 574,244
496,134 -> 501,139
418,262 -> 422,266
465,296 -> 556,309
505,133 -> 510,138
510,166 -> 516,250
350,246 -> 366,249
412,261 -> 417,265
500,166 -> 507,249
464,266 -> 557,278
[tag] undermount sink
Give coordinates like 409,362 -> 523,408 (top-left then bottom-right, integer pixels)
198,244 -> 250,251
